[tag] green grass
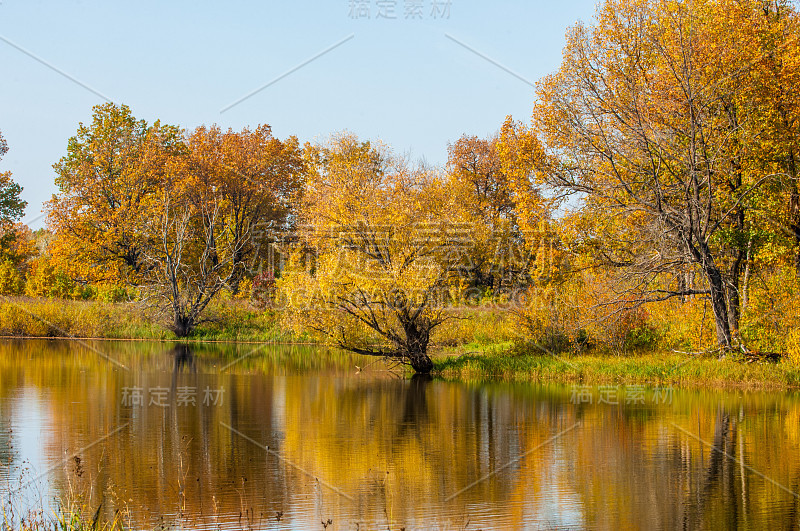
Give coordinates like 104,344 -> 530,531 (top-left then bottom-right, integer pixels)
433,342 -> 800,389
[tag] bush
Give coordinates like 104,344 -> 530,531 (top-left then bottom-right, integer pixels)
0,297 -> 171,339
595,305 -> 659,353
787,329 -> 800,366
739,267 -> 800,353
25,258 -> 73,298
94,284 -> 130,303
22,257 -> 99,300
0,259 -> 24,295
433,305 -> 519,347
515,282 -> 584,353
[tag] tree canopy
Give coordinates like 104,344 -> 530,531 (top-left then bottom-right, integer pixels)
530,0 -> 800,350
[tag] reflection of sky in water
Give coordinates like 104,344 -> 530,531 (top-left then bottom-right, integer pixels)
534,450 -> 585,529
448,444 -> 585,530
1,388 -> 55,512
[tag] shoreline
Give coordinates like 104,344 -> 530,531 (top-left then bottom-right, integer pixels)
3,335 -> 798,391
431,346 -> 800,391
0,335 -> 317,345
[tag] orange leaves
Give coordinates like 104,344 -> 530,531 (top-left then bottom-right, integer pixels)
280,133 -> 462,365
46,104 -> 305,291
527,0 -> 800,347
46,103 -> 182,284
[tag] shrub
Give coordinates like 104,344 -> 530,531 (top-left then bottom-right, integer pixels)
0,259 -> 24,295
593,305 -> 659,353
24,257 -> 76,299
432,305 -> 519,347
94,284 -> 130,303
787,329 -> 800,366
739,267 -> 800,353
515,282 -> 584,353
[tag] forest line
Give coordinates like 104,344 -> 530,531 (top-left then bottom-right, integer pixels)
1,0 -> 799,374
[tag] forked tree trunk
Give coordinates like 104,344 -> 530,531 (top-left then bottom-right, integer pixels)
400,316 -> 435,374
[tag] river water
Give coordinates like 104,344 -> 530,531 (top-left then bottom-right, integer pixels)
0,339 -> 798,529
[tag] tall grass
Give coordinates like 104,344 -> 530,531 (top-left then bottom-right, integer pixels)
0,297 -> 167,339
0,297 -> 293,342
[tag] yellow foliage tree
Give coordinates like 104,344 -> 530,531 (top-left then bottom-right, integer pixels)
530,0 -> 800,350
279,134 -> 463,373
0,129 -> 28,265
446,124 -> 547,295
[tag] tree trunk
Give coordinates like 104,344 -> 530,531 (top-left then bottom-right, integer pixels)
690,238 -> 733,350
406,349 -> 434,374
785,145 -> 800,277
173,315 -> 194,337
400,315 -> 435,374
229,274 -> 241,296
792,187 -> 800,277
726,247 -> 746,337
741,237 -> 752,312
228,249 -> 246,295
706,265 -> 733,350
698,249 -> 732,350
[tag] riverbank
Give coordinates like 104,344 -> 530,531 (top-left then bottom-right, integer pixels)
432,342 -> 800,390
3,296 -> 799,389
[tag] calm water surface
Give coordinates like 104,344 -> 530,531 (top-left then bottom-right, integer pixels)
0,339 -> 799,530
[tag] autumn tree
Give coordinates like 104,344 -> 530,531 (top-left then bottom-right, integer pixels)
444,119 -> 553,297
280,134 -> 461,374
446,132 -> 523,292
141,170 -> 247,337
0,130 -> 28,258
180,125 -> 305,294
47,103 -> 183,284
728,0 -> 800,275
448,134 -> 515,223
531,0 -> 799,350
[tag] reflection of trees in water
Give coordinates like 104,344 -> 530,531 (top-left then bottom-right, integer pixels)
398,374 -> 431,428
673,407 -> 800,529
170,344 -> 196,375
689,408 -> 737,528
3,341 -> 800,528
683,407 -> 799,529
24,344 -> 285,529
568,403 -> 800,529
275,374 -> 578,527
0,416 -> 17,474
39,370 -> 800,528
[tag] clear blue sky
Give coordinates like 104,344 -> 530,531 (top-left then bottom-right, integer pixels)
0,0 -> 597,228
